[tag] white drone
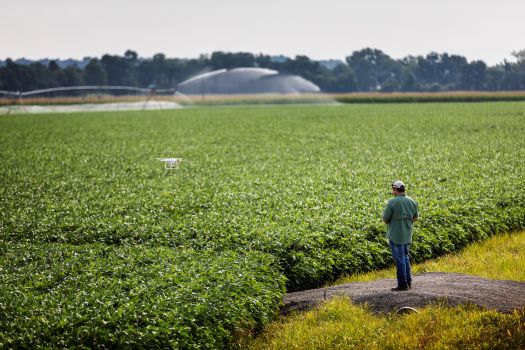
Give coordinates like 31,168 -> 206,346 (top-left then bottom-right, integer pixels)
156,158 -> 183,170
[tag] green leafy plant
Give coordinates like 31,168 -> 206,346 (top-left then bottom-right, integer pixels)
1,102 -> 524,347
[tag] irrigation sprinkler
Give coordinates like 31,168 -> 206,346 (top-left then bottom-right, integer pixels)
1,85 -> 177,110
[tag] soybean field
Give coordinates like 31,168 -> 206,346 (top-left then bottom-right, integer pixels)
1,102 -> 524,348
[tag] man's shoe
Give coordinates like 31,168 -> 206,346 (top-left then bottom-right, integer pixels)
391,285 -> 409,291
408,282 -> 412,289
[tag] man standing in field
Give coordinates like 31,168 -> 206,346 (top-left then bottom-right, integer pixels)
383,180 -> 419,291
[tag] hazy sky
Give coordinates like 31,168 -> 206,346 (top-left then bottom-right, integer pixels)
2,0 -> 524,65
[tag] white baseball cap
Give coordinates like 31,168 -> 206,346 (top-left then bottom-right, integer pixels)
392,180 -> 405,189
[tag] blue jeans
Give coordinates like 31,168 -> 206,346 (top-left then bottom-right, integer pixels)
389,240 -> 411,288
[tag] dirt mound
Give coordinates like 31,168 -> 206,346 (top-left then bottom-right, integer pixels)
282,272 -> 525,314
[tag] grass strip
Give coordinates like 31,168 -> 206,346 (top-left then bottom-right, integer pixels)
246,231 -> 525,349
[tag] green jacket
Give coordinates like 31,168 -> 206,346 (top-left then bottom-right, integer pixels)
382,194 -> 418,244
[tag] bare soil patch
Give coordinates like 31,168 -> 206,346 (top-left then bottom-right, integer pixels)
283,272 -> 525,314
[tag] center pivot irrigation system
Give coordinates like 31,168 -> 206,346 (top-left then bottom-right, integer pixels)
0,85 -> 178,113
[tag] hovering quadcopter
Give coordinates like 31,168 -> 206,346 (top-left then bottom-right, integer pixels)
156,158 -> 183,170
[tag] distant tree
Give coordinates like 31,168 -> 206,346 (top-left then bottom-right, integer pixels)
328,63 -> 357,92
498,58 -> 525,90
400,69 -> 418,92
380,77 -> 401,92
511,49 -> 525,64
415,52 -> 440,86
440,54 -> 469,89
136,60 -> 154,87
137,53 -> 185,88
45,60 -> 74,87
414,53 -> 468,90
48,60 -> 60,72
276,55 -> 333,92
101,53 -> 138,86
172,56 -> 210,85
8,60 -> 44,90
346,48 -> 401,92
150,53 -> 168,87
398,56 -> 418,91
153,53 -> 166,62
282,56 -> 318,74
0,67 -> 7,90
500,72 -> 525,90
124,50 -> 138,62
281,56 -> 316,78
83,59 -> 108,85
29,62 -> 60,89
0,59 -> 25,91
461,60 -> 487,90
486,66 -> 505,90
210,51 -> 255,70
424,82 -> 442,92
63,66 -> 84,86
254,54 -> 276,69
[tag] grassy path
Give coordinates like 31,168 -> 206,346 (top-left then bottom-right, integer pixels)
337,230 -> 525,284
246,231 -> 525,349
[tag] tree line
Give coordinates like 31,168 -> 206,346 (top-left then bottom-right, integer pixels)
1,48 -> 525,93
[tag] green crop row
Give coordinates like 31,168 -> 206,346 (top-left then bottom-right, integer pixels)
333,92 -> 525,104
0,243 -> 284,348
1,102 -> 525,347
